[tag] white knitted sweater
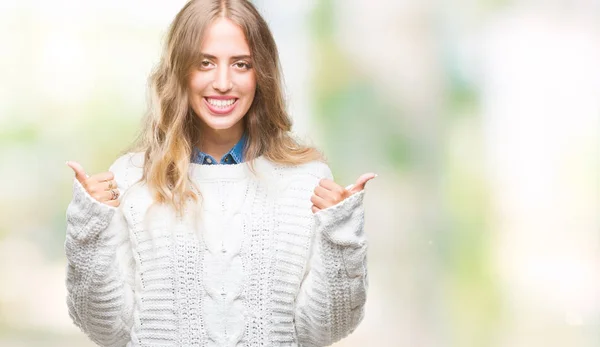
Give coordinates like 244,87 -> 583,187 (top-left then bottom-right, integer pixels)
65,152 -> 368,347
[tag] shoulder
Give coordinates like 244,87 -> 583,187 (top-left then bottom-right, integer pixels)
294,159 -> 333,181
108,152 -> 145,191
260,158 -> 334,191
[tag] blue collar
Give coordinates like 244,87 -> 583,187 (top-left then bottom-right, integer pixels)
192,133 -> 247,165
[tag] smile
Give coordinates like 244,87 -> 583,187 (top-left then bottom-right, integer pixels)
204,97 -> 238,115
206,98 -> 237,107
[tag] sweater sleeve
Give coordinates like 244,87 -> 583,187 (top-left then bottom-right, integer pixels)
294,165 -> 368,347
65,154 -> 136,347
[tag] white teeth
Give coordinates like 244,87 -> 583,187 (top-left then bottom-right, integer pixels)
207,98 -> 236,108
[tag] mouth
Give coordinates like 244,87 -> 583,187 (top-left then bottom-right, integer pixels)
204,97 -> 238,115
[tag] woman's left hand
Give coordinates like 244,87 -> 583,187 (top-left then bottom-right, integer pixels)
311,173 -> 377,214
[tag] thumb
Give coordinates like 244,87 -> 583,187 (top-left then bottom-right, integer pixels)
347,173 -> 377,194
66,161 -> 88,183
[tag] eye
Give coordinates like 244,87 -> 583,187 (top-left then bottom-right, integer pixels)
199,60 -> 213,69
234,61 -> 252,70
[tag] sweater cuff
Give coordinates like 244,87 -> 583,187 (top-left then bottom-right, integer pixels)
313,189 -> 366,248
66,178 -> 116,242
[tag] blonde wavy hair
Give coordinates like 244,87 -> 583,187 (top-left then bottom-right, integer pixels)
127,0 -> 324,216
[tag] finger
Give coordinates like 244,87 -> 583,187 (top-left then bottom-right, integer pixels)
92,189 -> 119,203
66,161 -> 88,183
104,200 -> 120,207
348,173 -> 377,194
104,179 -> 117,191
311,205 -> 320,214
310,193 -> 329,210
318,178 -> 345,195
106,189 -> 120,201
314,185 -> 341,204
89,171 -> 115,183
86,181 -> 109,196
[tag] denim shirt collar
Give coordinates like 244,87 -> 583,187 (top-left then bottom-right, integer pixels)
192,132 -> 247,165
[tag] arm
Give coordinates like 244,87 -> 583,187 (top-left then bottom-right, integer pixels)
65,155 -> 135,347
295,166 -> 368,347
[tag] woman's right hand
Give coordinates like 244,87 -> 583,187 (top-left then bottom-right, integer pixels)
66,161 -> 120,207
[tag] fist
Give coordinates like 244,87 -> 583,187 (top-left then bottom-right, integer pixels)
66,161 -> 120,207
311,173 -> 376,214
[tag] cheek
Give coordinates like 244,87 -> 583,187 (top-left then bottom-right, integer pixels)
242,73 -> 257,98
188,72 -> 209,94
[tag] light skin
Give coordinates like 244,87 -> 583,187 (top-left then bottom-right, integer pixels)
66,161 -> 120,207
188,17 -> 256,160
311,174 -> 377,214
67,17 -> 376,210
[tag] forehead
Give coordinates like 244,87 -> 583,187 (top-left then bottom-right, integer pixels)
201,17 -> 250,56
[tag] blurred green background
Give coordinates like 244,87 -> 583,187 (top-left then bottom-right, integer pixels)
0,0 -> 598,346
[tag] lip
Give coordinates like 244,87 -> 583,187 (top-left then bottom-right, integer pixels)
205,95 -> 238,100
204,97 -> 238,115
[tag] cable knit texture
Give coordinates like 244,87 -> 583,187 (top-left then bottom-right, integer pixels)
65,152 -> 368,347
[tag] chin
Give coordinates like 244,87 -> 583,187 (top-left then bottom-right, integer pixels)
207,122 -> 237,131
191,100 -> 249,132
201,115 -> 244,131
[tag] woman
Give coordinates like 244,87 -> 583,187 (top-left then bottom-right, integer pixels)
65,1 -> 375,346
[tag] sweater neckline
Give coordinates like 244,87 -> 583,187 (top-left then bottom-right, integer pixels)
189,155 -> 269,181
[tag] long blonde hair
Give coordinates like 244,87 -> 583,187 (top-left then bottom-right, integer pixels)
127,0 -> 324,216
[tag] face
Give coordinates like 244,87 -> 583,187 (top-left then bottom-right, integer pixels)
188,17 -> 256,136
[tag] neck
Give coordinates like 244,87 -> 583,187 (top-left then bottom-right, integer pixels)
198,123 -> 244,160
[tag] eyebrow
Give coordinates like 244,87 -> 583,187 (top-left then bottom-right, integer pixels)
200,53 -> 252,61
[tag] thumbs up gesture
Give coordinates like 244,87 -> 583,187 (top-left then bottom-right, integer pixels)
311,173 -> 376,214
66,161 -> 121,207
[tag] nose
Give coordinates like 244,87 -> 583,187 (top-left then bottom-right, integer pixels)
212,65 -> 233,92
